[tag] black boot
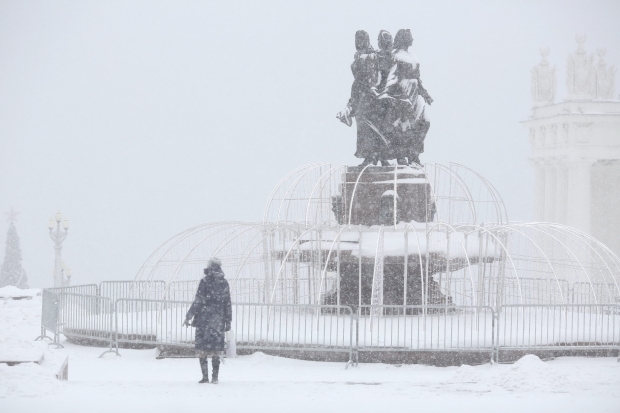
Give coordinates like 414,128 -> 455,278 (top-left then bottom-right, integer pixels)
211,356 -> 220,384
199,358 -> 209,383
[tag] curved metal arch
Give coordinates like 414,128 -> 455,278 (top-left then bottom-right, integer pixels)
430,163 -> 477,225
500,224 -> 566,304
558,225 -> 620,273
135,222 -> 218,280
281,164 -> 328,225
229,231 -> 271,294
537,223 -> 619,301
263,163 -> 324,224
268,225 -> 322,304
513,222 -> 596,302
165,225 -> 268,301
545,225 -> 616,302
550,224 -> 620,300
470,224 -> 524,306
137,222 -> 229,282
450,162 -> 509,224
209,223 -> 264,260
544,223 -> 620,293
315,226 -> 348,305
405,223 -> 428,305
347,163 -> 374,228
165,222 -> 255,284
304,164 -> 346,228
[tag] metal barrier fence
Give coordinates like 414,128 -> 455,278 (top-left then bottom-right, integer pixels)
572,283 -> 620,305
55,292 -> 118,357
39,284 -> 620,364
356,305 -> 496,362
166,281 -> 199,302
35,289 -> 62,348
497,304 -> 620,355
99,281 -> 166,308
113,299 -> 355,364
115,298 -> 195,348
233,303 -> 354,363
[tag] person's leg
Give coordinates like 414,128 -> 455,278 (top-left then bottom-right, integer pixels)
199,358 -> 209,383
211,356 -> 220,384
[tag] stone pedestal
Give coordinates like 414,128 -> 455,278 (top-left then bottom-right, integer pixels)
332,166 -> 436,226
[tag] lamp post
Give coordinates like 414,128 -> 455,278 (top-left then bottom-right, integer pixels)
60,261 -> 73,287
48,211 -> 70,288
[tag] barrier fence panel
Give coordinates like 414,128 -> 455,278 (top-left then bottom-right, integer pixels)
167,281 -> 199,302
356,305 -> 496,362
231,279 -> 265,303
113,300 -> 354,363
58,292 -> 117,357
497,304 -> 620,353
35,289 -> 62,347
233,304 -> 354,363
115,299 -> 195,348
571,283 -> 620,305
99,281 -> 166,309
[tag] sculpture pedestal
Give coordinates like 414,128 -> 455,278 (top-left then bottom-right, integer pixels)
332,166 -> 435,225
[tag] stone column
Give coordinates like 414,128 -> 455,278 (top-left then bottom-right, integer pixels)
566,161 -> 594,234
555,164 -> 568,224
543,163 -> 557,222
531,160 -> 546,222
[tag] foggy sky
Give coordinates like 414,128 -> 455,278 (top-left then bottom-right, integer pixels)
1,0 -> 619,288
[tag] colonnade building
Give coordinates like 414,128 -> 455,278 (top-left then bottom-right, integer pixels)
524,35 -> 620,256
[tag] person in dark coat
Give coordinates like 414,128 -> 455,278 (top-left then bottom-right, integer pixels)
183,257 -> 232,384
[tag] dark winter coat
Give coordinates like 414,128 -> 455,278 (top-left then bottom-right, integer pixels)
186,267 -> 232,352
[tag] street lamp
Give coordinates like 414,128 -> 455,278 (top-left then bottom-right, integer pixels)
48,211 -> 69,288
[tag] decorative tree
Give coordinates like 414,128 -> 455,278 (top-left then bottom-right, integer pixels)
0,208 -> 29,289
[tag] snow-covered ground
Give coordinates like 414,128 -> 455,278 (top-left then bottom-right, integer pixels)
1,296 -> 619,413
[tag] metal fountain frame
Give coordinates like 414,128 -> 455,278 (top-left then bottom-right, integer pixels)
134,163 -> 620,309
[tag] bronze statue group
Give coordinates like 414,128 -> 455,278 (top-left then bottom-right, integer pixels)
338,29 -> 432,167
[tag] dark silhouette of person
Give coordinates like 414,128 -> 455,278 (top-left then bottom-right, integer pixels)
184,257 -> 232,384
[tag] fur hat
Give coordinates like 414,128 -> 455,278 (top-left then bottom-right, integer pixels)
207,257 -> 222,269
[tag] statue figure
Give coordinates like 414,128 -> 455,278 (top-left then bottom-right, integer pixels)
531,48 -> 556,107
376,30 -> 394,91
337,31 -> 386,167
566,35 -> 596,99
595,48 -> 616,100
338,29 -> 433,167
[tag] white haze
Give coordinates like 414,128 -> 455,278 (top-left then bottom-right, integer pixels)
1,0 -> 619,287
